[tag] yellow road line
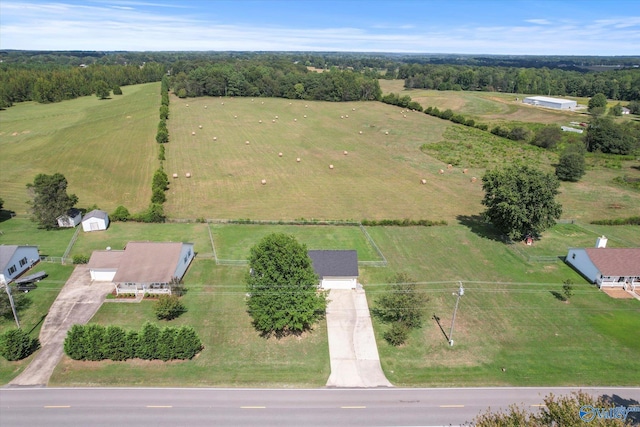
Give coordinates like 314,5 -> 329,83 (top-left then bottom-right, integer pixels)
440,404 -> 465,408
44,406 -> 71,408
341,406 -> 366,409
146,405 -> 172,408
240,406 -> 266,409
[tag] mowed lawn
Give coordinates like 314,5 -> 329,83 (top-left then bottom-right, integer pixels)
0,82 -> 160,215
163,95 -> 483,222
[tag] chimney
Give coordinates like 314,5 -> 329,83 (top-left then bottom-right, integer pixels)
596,236 -> 607,248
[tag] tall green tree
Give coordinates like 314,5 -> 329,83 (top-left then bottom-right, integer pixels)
585,117 -> 636,155
94,80 -> 111,99
556,145 -> 586,182
27,173 -> 78,229
372,273 -> 429,329
245,233 -> 326,336
481,164 -> 562,241
588,92 -> 607,115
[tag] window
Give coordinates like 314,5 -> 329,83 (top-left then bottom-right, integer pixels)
184,255 -> 188,263
8,265 -> 17,275
19,257 -> 28,267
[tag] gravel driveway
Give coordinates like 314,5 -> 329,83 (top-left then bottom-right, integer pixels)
8,266 -> 112,387
325,289 -> 392,388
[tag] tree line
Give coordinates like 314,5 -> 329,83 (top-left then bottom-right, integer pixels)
399,63 -> 640,101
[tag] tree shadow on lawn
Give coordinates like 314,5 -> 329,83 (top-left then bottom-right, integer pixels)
0,209 -> 16,223
456,215 -> 505,242
601,394 -> 640,424
550,290 -> 567,302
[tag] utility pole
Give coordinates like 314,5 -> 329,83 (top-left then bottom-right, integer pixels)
2,283 -> 21,329
449,282 -> 464,346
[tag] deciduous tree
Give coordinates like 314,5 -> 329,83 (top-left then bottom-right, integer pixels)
27,173 -> 78,229
481,164 -> 562,241
556,144 -> 586,182
245,233 -> 326,336
588,92 -> 607,115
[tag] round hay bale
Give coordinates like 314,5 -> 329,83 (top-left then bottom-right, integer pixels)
463,168 -> 468,174
172,173 -> 178,178
305,104 -> 308,108
403,114 -> 407,118
304,115 -> 307,118
275,115 -> 278,119
329,164 -> 334,169
259,120 -> 262,123
192,131 -> 196,136
204,105 -> 207,109
199,125 -> 202,129
234,115 -> 237,119
471,177 -> 477,183
245,140 -> 250,145
186,104 -> 189,107
359,131 -> 363,135
352,108 -> 355,111
447,164 -> 453,169
278,152 -> 283,157
341,115 -> 344,119
261,179 -> 267,185
251,99 -> 254,102
385,131 -> 389,135
186,172 -> 191,178
289,102 -> 292,105
296,157 -> 301,162
261,101 -> 264,104
213,137 -> 217,141
439,169 -> 444,174
272,119 -> 276,123
294,118 -> 297,122
343,150 -> 348,155
421,179 -> 427,184
221,102 -> 224,105
345,114 -> 349,118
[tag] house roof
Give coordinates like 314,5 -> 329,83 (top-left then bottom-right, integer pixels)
0,245 -> 38,271
87,250 -> 125,269
585,248 -> 640,276
57,208 -> 81,220
83,209 -> 108,221
112,242 -> 188,284
307,250 -> 358,278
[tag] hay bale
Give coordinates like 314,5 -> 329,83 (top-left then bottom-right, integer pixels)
186,104 -> 189,107
463,169 -> 468,174
251,99 -> 254,102
204,105 -> 207,109
278,152 -> 283,157
272,119 -> 276,123
343,150 -> 348,155
213,137 -> 217,141
234,115 -> 237,119
221,102 -> 224,105
345,114 -> 349,118
421,179 -> 427,184
385,131 -> 389,135
261,179 -> 267,185
403,114 -> 407,118
305,105 -> 308,108
447,164 -> 453,169
471,177 -> 477,183
186,172 -> 191,178
199,125 -> 202,129
275,115 -> 278,119
304,115 -> 307,118
352,108 -> 355,111
259,120 -> 262,123
172,173 -> 178,178
245,140 -> 250,145
341,115 -> 344,119
296,157 -> 301,162
294,118 -> 297,122
192,131 -> 196,136
329,164 -> 334,169
261,101 -> 264,104
439,169 -> 444,174
359,131 -> 363,135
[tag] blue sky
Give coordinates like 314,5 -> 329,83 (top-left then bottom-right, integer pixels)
1,0 -> 639,54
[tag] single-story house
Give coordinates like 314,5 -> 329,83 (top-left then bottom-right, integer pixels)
566,246 -> 640,290
56,208 -> 82,228
621,107 -> 631,115
0,245 -> 40,285
308,250 -> 358,290
523,96 -> 577,110
82,210 -> 109,232
88,242 -> 195,295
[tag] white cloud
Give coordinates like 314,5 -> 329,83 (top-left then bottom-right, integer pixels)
525,19 -> 551,25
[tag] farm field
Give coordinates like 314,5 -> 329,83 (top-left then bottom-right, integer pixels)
0,82 -> 160,216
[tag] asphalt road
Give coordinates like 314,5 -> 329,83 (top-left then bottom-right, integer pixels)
2,387 -> 639,426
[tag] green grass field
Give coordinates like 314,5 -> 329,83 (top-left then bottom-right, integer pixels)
0,82 -> 160,215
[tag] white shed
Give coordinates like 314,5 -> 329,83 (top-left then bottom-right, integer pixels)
56,208 -> 82,228
308,250 -> 359,290
82,210 -> 109,232
0,245 -> 40,284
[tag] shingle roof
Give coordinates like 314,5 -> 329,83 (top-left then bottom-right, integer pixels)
0,245 -> 19,271
112,242 -> 185,284
82,209 -> 108,221
87,250 -> 124,269
307,250 -> 358,278
585,248 -> 640,276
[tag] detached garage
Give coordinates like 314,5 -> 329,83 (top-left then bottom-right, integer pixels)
308,250 -> 359,290
82,210 -> 109,232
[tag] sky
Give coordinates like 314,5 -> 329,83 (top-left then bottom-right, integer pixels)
1,0 -> 639,55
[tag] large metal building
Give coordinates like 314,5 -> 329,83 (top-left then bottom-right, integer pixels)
523,96 -> 577,110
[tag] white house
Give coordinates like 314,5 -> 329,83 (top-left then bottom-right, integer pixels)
88,242 -> 195,295
566,238 -> 640,290
56,208 -> 82,228
82,210 -> 109,232
0,245 -> 40,285
621,107 -> 631,115
523,96 -> 577,110
308,250 -> 359,290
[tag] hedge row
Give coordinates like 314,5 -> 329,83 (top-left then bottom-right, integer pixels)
64,322 -> 202,362
361,219 -> 447,227
590,216 -> 640,226
0,329 -> 40,361
424,106 -> 488,130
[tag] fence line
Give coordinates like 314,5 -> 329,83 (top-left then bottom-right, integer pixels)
207,224 -> 219,264
359,224 -> 388,267
62,226 -> 81,262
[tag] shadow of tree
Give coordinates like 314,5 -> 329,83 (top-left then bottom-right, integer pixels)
0,209 -> 16,223
601,394 -> 640,424
550,290 -> 567,302
456,215 -> 504,242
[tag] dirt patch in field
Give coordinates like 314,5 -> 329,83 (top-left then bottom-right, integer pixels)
601,288 -> 635,299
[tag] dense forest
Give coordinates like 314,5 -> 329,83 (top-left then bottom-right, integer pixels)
1,51 -> 639,108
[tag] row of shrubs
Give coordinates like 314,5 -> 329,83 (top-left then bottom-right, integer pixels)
63,322 -> 202,362
381,92 -> 423,112
361,219 -> 447,227
0,329 -> 40,361
590,216 -> 640,226
424,106 -> 488,131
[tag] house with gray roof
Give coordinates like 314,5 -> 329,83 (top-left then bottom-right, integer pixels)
87,242 -> 194,295
0,245 -> 40,285
82,209 -> 109,232
308,250 -> 359,290
56,208 -> 82,228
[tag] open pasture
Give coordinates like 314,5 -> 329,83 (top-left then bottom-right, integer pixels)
0,83 -> 160,215
164,95 -> 484,221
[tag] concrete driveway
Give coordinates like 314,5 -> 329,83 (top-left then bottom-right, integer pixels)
9,266 -> 112,387
325,289 -> 393,388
